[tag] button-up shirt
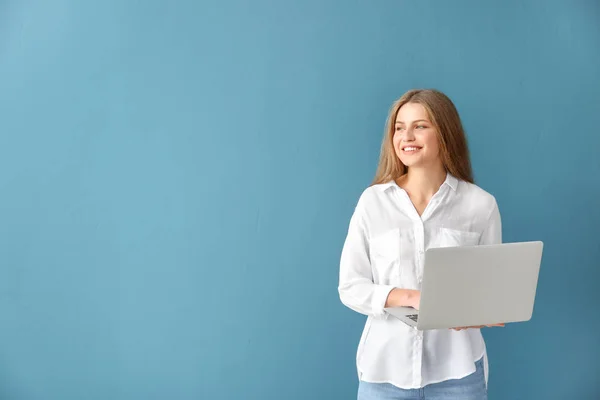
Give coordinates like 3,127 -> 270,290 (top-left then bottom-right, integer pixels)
338,173 -> 502,389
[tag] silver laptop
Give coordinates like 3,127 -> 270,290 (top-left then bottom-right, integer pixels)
384,241 -> 543,330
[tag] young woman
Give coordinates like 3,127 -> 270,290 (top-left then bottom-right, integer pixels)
338,89 -> 503,400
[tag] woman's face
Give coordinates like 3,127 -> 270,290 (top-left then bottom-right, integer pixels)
393,102 -> 441,169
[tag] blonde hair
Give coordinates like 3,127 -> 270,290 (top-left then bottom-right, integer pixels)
372,89 -> 474,185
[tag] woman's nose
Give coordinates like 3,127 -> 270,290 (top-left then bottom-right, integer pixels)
402,129 -> 415,141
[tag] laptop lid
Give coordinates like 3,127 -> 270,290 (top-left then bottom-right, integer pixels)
416,241 -> 543,330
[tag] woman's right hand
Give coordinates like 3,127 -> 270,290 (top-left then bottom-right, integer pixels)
385,288 -> 421,309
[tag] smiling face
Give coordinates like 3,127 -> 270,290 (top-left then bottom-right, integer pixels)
372,89 -> 474,186
393,102 -> 441,169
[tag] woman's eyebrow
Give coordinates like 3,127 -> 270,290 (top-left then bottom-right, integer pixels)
395,119 -> 429,124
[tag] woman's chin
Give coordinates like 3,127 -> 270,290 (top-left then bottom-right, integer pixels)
400,158 -> 422,167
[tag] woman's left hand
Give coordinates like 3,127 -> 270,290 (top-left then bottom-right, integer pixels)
451,323 -> 505,331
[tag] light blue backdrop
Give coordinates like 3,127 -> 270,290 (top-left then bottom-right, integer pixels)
0,1 -> 598,399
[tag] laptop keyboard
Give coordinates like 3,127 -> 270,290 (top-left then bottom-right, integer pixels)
407,314 -> 419,322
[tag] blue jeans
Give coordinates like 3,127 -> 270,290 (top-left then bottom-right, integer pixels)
357,358 -> 487,400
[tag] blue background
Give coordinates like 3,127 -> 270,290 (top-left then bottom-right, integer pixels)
1,1 -> 599,399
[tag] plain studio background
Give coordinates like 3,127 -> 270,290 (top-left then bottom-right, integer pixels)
0,1 -> 599,399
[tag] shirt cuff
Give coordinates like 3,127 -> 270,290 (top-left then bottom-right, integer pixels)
372,284 -> 396,318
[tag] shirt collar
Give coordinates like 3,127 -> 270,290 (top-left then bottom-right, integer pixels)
377,172 -> 459,192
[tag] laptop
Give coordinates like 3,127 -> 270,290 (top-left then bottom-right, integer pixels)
384,241 -> 543,330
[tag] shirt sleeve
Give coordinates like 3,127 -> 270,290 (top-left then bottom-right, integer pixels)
479,199 -> 502,245
338,196 -> 395,318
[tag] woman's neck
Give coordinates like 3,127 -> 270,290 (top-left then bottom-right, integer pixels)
397,163 -> 447,201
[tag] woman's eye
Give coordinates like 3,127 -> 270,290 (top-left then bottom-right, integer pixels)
395,126 -> 404,131
416,125 -> 426,129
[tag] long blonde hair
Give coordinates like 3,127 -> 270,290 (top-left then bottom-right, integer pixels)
372,89 -> 474,185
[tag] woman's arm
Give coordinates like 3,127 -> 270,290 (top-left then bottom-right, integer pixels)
338,196 -> 415,318
479,199 -> 502,246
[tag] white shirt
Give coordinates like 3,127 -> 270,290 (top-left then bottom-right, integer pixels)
338,173 -> 502,389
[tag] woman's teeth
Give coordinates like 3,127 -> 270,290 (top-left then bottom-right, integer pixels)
403,147 -> 421,152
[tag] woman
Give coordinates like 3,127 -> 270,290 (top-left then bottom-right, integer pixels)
338,89 -> 503,400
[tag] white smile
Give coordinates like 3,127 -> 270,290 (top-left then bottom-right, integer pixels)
403,147 -> 422,153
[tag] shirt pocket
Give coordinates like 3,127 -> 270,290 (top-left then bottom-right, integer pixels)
434,227 -> 481,248
369,228 -> 413,285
